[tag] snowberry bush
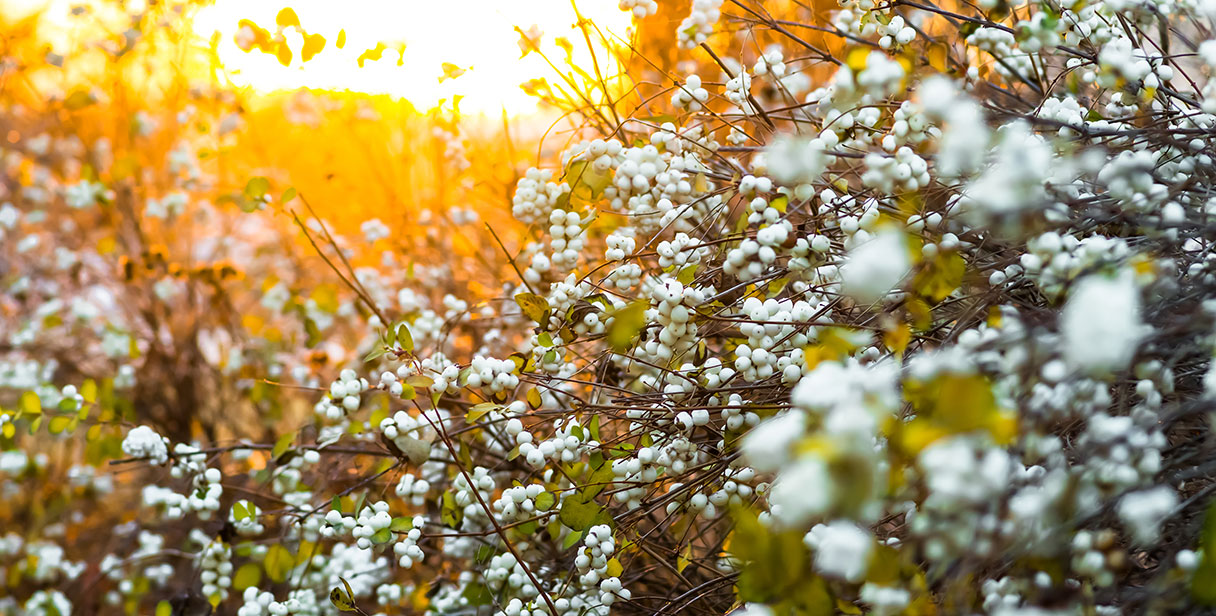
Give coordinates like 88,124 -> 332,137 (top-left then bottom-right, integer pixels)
4,0 -> 1216,614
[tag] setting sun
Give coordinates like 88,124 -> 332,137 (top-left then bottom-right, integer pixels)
191,0 -> 633,114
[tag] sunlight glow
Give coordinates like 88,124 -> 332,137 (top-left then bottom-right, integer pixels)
192,0 -> 634,115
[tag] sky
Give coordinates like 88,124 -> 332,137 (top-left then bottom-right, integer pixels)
193,0 -> 633,114
2,0 -> 634,115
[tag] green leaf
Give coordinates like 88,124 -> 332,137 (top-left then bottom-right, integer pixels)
677,264 -> 698,285
563,158 -> 612,202
583,460 -> 616,498
1194,501 -> 1216,604
155,600 -> 173,616
233,562 -> 262,591
371,528 -> 393,544
441,490 -> 463,528
561,528 -> 586,550
390,516 -> 413,532
233,501 -> 251,522
535,491 -> 556,511
363,345 -> 388,363
589,414 -> 601,441
244,177 -> 271,201
397,435 -> 431,466
475,544 -> 495,563
330,577 -> 358,612
731,506 -> 833,614
272,432 -> 296,460
395,322 -> 414,352
280,187 -> 297,204
559,493 -> 601,531
461,582 -> 494,606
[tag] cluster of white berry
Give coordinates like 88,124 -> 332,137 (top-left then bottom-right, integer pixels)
121,425 -> 169,464
511,168 -> 570,225
617,0 -> 657,18
493,483 -> 549,522
656,232 -> 709,271
315,369 -> 368,420
518,417 -> 591,468
676,0 -> 724,49
394,472 -> 431,506
465,355 -> 521,394
670,74 -> 710,112
229,501 -> 264,536
198,539 -> 233,602
393,515 -> 426,568
752,47 -> 786,77
861,147 -> 931,193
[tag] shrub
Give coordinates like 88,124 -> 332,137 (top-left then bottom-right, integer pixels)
3,0 -> 1216,615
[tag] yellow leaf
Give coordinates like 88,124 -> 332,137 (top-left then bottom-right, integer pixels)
677,544 -> 692,573
439,62 -> 468,83
986,305 -> 1003,328
467,403 -> 498,424
914,250 -> 966,303
846,47 -> 870,72
514,293 -> 550,324
606,557 -> 624,577
20,391 -> 40,416
927,42 -> 949,73
837,598 -> 864,615
526,387 -> 543,409
64,89 -> 94,111
276,42 -> 293,66
803,327 -> 866,370
882,322 -> 911,355
48,415 -> 72,435
81,379 -> 98,404
276,7 -> 300,28
564,158 -> 612,202
97,235 -> 117,255
507,352 -> 529,374
330,575 -> 359,612
897,374 -> 1017,453
607,301 -> 647,352
301,32 -> 326,62
770,194 -> 789,213
406,374 -> 434,389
